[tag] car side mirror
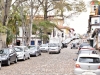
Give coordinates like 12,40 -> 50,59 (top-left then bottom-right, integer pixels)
73,58 -> 77,61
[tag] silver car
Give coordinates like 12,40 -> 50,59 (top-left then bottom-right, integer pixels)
14,46 -> 30,61
28,45 -> 41,57
48,43 -> 61,54
39,44 -> 49,52
74,54 -> 100,75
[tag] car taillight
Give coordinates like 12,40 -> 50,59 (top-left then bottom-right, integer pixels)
98,66 -> 100,69
75,64 -> 80,68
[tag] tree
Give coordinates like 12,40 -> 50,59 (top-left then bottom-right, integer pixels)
32,21 -> 55,43
38,0 -> 86,20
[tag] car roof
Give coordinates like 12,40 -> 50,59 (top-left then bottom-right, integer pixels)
78,54 -> 99,58
80,46 -> 95,50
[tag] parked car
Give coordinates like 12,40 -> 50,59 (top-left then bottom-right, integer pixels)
0,48 -> 17,66
78,42 -> 90,50
73,54 -> 100,75
14,46 -> 30,61
80,46 -> 95,50
39,44 -> 49,52
48,43 -> 61,54
28,45 -> 41,57
71,43 -> 79,49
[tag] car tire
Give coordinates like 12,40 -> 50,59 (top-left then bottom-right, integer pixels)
7,59 -> 10,66
49,52 -> 51,54
39,52 -> 41,55
35,52 -> 38,57
28,55 -> 30,59
14,57 -> 18,63
23,55 -> 26,61
0,63 -> 1,70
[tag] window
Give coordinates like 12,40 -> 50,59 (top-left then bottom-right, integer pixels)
79,57 -> 100,63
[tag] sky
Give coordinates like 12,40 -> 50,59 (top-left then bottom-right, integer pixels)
64,0 -> 91,35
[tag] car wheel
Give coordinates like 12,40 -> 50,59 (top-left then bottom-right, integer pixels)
49,52 -> 51,54
14,57 -> 18,63
35,52 -> 38,57
23,55 -> 26,61
39,52 -> 41,55
0,63 -> 1,70
7,60 -> 10,66
28,55 -> 30,59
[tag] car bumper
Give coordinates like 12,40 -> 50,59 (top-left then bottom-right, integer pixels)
49,50 -> 59,53
1,59 -> 8,64
40,49 -> 48,52
74,69 -> 100,75
30,52 -> 36,56
17,55 -> 24,60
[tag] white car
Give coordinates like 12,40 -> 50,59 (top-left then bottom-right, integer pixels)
14,46 -> 30,61
74,54 -> 100,75
48,43 -> 61,54
39,44 -> 49,52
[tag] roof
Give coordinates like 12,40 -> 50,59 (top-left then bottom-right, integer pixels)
57,25 -> 71,31
78,54 -> 99,57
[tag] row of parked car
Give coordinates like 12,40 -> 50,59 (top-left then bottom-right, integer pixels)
0,43 -> 62,69
73,42 -> 100,75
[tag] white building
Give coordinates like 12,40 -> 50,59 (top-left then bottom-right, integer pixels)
16,26 -> 63,46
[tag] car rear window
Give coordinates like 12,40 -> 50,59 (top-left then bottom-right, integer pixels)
79,57 -> 100,63
80,43 -> 90,47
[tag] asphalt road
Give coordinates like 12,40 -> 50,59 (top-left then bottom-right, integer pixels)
0,47 -> 78,75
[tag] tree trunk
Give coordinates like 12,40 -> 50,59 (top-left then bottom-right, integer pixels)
44,0 -> 48,20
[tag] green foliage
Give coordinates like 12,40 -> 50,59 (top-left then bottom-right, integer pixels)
0,23 -> 7,33
32,20 -> 56,43
6,29 -> 14,46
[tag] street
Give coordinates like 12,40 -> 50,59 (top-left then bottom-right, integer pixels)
0,47 -> 78,75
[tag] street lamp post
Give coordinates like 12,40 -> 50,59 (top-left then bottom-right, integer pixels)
16,21 -> 18,45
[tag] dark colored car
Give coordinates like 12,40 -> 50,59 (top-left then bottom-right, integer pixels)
62,43 -> 68,48
0,48 -> 18,66
71,43 -> 78,49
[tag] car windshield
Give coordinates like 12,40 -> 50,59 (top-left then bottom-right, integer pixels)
79,57 -> 100,63
80,43 -> 90,47
40,44 -> 48,47
14,47 -> 23,52
49,43 -> 58,47
0,49 -> 9,54
28,46 -> 35,49
30,47 -> 37,50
